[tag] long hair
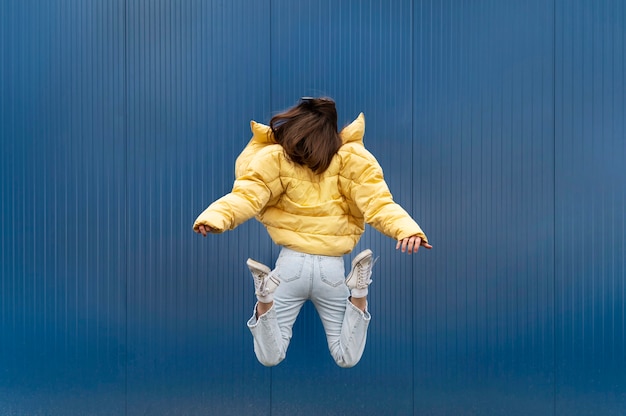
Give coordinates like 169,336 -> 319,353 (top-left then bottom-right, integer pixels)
270,97 -> 342,174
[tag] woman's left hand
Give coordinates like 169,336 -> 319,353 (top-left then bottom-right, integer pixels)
396,236 -> 432,254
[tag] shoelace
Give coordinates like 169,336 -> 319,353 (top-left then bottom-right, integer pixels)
258,273 -> 276,296
254,271 -> 268,293
357,257 -> 378,287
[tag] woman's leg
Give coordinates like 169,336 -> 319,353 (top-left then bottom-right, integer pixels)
247,249 -> 310,367
349,296 -> 367,312
256,301 -> 273,317
312,252 -> 373,368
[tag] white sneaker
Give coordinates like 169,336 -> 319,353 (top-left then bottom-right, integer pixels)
345,249 -> 377,298
246,258 -> 280,303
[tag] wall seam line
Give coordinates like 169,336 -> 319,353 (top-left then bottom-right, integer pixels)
268,0 -> 273,414
552,1 -> 557,415
410,0 -> 415,413
123,0 -> 129,414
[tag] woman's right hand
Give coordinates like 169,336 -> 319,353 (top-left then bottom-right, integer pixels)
195,224 -> 214,237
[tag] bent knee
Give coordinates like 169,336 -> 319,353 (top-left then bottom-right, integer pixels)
257,354 -> 285,367
334,357 -> 361,368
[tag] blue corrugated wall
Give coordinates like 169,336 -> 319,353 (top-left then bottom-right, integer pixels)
1,1 -> 624,415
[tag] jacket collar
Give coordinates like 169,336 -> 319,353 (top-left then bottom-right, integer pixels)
249,112 -> 365,145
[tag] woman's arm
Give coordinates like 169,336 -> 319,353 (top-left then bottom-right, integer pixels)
193,148 -> 283,234
342,145 -> 431,254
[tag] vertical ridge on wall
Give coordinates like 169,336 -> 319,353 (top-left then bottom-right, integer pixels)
552,0 -> 558,409
125,0 -> 271,414
555,0 -> 626,413
413,1 -> 555,413
0,1 -> 127,414
123,0 -> 130,410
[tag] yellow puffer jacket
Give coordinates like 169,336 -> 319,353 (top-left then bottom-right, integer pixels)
193,113 -> 428,256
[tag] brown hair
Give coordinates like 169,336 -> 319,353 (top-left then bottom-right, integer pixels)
270,97 -> 342,174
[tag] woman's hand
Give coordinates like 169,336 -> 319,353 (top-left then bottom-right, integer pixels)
396,236 -> 432,254
195,224 -> 214,237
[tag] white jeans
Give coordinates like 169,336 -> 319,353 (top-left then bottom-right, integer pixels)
247,247 -> 371,368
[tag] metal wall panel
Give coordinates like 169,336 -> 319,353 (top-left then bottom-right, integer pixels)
555,1 -> 626,414
124,0 -> 271,414
413,1 -> 555,414
0,1 -> 126,414
2,0 -> 626,415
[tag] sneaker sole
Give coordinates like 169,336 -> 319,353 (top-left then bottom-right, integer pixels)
351,249 -> 373,268
246,258 -> 271,274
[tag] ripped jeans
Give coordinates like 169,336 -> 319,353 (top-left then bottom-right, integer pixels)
247,247 -> 371,368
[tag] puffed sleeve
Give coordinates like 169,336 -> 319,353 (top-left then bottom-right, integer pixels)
340,144 -> 428,243
193,147 -> 283,233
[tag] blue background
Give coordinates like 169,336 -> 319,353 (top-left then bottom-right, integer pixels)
1,1 -> 624,415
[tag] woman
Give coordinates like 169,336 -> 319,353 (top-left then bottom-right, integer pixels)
193,97 -> 431,367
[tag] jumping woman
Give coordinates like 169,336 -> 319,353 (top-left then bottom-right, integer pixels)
193,97 -> 431,367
